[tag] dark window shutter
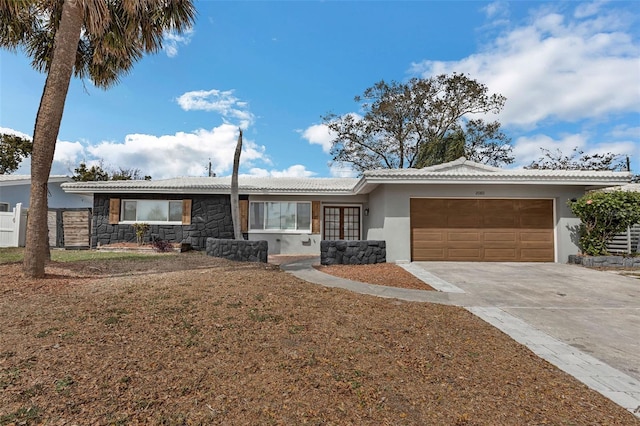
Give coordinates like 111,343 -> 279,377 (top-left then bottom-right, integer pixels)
109,199 -> 120,224
182,199 -> 192,225
312,201 -> 321,234
240,200 -> 249,233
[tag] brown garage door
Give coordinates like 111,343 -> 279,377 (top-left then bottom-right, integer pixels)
411,199 -> 554,262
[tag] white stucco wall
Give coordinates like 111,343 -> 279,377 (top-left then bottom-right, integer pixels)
364,183 -> 588,263
246,194 -> 368,255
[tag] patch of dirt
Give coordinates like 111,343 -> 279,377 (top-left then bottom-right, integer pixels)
314,262 -> 435,290
1,252 -> 637,425
97,241 -> 183,252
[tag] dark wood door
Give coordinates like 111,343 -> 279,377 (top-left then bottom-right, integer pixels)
323,206 -> 360,240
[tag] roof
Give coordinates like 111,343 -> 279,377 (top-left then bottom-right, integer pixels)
0,175 -> 71,186
355,157 -> 631,192
602,183 -> 640,192
61,176 -> 359,195
61,158 -> 632,196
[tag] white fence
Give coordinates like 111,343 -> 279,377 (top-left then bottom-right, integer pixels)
607,224 -> 640,254
0,203 -> 27,247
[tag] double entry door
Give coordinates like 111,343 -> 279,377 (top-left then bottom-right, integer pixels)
323,206 -> 360,240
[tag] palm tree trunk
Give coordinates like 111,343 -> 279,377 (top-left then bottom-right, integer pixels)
230,129 -> 243,240
23,0 -> 83,278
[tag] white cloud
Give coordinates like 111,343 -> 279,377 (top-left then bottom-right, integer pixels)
87,124 -> 266,179
410,3 -> 640,129
329,162 -> 357,178
0,127 -> 31,139
607,125 -> 640,140
300,124 -> 334,153
6,124 -> 324,179
53,141 -> 85,165
301,113 -> 363,154
244,164 -> 316,178
163,28 -> 194,58
512,133 -> 588,167
482,1 -> 509,20
511,132 -> 639,169
176,89 -> 255,129
574,0 -> 609,19
1,126 -> 85,176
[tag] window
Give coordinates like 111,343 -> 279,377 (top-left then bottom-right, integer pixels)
120,200 -> 183,223
0,203 -> 9,212
249,201 -> 311,232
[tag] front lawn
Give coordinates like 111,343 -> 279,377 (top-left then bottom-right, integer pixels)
0,252 -> 636,425
0,247 -> 158,264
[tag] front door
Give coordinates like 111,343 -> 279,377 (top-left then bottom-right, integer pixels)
323,206 -> 360,240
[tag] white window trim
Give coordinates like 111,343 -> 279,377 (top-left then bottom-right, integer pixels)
248,201 -> 312,233
119,220 -> 183,226
119,199 -> 184,225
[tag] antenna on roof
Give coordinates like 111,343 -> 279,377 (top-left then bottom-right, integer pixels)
208,160 -> 216,177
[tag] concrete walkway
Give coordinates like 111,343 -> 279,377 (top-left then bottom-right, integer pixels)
280,258 -> 640,418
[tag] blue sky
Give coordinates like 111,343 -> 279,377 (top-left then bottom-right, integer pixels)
1,0 -> 639,179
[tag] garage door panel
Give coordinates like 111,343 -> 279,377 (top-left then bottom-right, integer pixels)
483,231 -> 517,242
447,248 -> 482,260
520,216 -> 554,228
481,215 -> 518,229
519,199 -> 551,210
520,249 -> 554,262
411,200 -> 448,227
447,215 -> 481,228
484,248 -> 517,261
448,231 -> 480,242
520,232 -> 553,242
444,201 -> 480,228
448,199 -> 479,210
411,198 -> 554,262
414,216 -> 447,228
412,230 -> 444,241
413,248 -> 446,260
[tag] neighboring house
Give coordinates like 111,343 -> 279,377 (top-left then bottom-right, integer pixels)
61,158 -> 631,263
0,175 -> 93,248
0,174 -> 92,210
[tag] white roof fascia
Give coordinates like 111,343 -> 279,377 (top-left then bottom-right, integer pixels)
601,183 -> 640,192
63,188 -> 355,196
0,175 -> 71,187
352,174 -> 630,194
360,175 -> 630,184
61,180 -> 358,196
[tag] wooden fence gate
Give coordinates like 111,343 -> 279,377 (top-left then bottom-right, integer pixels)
48,208 -> 92,249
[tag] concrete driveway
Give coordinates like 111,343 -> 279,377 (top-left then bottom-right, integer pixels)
412,262 -> 640,382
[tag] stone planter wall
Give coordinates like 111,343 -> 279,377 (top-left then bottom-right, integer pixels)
206,238 -> 268,263
321,240 -> 386,265
569,254 -> 640,268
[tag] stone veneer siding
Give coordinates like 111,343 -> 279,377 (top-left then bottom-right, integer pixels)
321,240 -> 386,265
206,238 -> 268,263
92,193 -> 234,250
568,254 -> 640,268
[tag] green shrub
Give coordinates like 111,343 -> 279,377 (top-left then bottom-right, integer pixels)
131,223 -> 150,245
569,190 -> 640,256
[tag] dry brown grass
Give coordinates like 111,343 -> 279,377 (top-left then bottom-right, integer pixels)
1,252 -> 637,425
